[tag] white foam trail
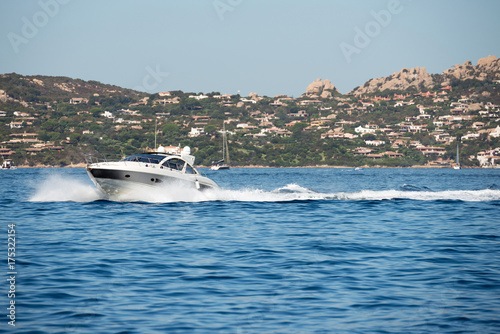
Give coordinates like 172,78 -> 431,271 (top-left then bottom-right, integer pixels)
109,183 -> 322,203
29,175 -> 103,202
334,189 -> 500,202
119,185 -> 500,203
272,183 -> 317,194
29,174 -> 500,203
204,187 -> 324,202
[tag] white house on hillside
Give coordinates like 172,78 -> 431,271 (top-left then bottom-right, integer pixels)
355,126 -> 376,135
102,111 -> 114,118
189,127 -> 204,137
188,94 -> 209,100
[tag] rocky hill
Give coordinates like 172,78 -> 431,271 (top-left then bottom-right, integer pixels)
350,55 -> 500,96
441,55 -> 500,83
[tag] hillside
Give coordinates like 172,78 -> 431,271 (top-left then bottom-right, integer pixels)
0,73 -> 146,105
0,57 -> 499,168
350,55 -> 500,97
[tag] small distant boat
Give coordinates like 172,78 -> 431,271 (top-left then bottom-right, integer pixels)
211,123 -> 230,171
211,159 -> 230,171
354,167 -> 363,171
453,143 -> 461,170
1,159 -> 16,170
86,145 -> 218,197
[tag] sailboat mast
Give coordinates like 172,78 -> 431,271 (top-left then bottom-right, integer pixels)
222,123 -> 226,162
154,118 -> 158,149
224,123 -> 230,165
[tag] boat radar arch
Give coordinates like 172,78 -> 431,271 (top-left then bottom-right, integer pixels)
180,146 -> 195,165
157,145 -> 166,153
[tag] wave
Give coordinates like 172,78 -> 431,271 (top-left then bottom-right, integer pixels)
332,189 -> 500,202
28,174 -> 500,203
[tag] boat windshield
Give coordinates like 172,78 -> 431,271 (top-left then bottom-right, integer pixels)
121,154 -> 165,164
185,164 -> 196,174
162,158 -> 186,171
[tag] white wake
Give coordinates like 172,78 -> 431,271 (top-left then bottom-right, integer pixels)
28,175 -> 500,203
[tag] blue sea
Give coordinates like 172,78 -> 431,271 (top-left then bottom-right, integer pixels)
1,167 -> 500,333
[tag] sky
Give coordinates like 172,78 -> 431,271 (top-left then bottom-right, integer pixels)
1,0 -> 499,97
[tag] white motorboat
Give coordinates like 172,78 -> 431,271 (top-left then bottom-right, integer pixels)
211,123 -> 230,170
1,159 -> 16,170
86,145 -> 218,197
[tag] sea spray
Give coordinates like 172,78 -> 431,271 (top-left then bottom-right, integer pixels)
29,174 -> 500,203
29,174 -> 103,202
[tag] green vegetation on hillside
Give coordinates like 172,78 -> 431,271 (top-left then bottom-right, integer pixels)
1,73 -> 499,168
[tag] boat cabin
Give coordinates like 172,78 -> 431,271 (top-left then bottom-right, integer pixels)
121,153 -> 197,175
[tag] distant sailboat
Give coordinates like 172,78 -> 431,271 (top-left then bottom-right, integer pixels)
1,159 -> 16,170
211,123 -> 230,170
453,143 -> 461,170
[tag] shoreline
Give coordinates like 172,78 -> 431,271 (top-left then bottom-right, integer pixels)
16,163 -> 88,168
12,164 -> 481,169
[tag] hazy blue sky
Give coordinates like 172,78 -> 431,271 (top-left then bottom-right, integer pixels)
1,0 -> 499,97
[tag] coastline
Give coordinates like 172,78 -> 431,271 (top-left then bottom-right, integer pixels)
13,163 -> 473,169
16,163 -> 87,168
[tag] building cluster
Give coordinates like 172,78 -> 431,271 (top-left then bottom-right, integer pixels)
2,88 -> 500,167
169,91 -> 500,167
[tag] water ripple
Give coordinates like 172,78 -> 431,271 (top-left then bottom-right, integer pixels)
4,168 -> 500,333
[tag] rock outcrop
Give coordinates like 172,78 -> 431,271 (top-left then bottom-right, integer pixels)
304,78 -> 338,98
0,89 -> 7,103
350,55 -> 500,95
351,67 -> 434,96
441,55 -> 500,84
0,88 -> 29,107
248,92 -> 263,102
